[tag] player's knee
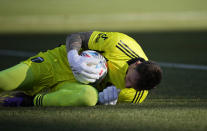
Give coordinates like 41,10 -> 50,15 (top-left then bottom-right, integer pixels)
0,64 -> 28,91
0,73 -> 15,91
79,86 -> 98,106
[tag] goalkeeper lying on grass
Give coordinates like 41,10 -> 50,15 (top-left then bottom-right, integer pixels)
0,31 -> 162,107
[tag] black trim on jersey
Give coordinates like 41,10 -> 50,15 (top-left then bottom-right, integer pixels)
132,90 -> 144,104
136,91 -> 144,103
127,57 -> 146,65
135,91 -> 141,103
116,45 -> 133,59
132,91 -> 140,103
117,43 -> 137,58
120,40 -> 139,58
131,91 -> 139,103
116,40 -> 141,61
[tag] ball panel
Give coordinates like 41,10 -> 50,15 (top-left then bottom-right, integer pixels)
80,50 -> 107,85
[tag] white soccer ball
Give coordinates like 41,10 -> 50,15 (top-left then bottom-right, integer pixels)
80,50 -> 108,85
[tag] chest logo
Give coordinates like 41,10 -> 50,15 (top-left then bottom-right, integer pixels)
95,33 -> 108,43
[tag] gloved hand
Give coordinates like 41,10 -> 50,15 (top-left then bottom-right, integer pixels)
98,85 -> 120,105
67,49 -> 100,84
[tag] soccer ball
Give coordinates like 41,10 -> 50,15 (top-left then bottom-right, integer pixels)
80,50 -> 107,85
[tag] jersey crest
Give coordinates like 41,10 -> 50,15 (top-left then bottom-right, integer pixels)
95,33 -> 108,43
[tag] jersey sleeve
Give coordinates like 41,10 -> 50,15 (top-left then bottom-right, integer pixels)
88,31 -> 111,51
118,88 -> 148,104
88,31 -> 148,61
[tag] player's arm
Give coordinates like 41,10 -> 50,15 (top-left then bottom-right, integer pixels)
118,88 -> 148,104
66,31 -> 101,84
66,31 -> 93,52
98,85 -> 120,105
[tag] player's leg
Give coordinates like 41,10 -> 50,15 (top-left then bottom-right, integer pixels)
0,63 -> 36,106
0,56 -> 56,106
0,91 -> 34,107
34,82 -> 98,106
0,63 -> 31,91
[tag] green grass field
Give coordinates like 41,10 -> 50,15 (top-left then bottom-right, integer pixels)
0,0 -> 207,131
0,100 -> 207,131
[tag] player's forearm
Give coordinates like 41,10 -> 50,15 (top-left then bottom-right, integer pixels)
66,31 -> 93,52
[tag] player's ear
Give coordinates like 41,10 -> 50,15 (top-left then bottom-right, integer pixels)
129,61 -> 140,69
135,60 -> 142,65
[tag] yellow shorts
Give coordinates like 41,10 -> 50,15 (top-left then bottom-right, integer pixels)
20,45 -> 76,96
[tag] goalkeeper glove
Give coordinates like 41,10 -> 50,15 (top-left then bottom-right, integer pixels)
67,50 -> 100,84
98,85 -> 120,105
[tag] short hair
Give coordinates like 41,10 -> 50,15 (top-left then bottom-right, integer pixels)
134,60 -> 162,90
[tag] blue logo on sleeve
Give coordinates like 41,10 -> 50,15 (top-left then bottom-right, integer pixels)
31,57 -> 44,63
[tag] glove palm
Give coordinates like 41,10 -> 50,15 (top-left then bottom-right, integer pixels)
67,50 -> 100,84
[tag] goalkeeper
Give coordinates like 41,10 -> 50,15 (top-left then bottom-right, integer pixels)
0,31 -> 162,107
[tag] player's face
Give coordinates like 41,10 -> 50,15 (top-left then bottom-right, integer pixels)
125,61 -> 142,89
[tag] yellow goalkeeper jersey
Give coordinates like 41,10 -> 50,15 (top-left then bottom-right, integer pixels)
88,31 -> 149,104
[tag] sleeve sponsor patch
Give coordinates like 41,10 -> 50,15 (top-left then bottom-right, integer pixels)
31,57 -> 44,63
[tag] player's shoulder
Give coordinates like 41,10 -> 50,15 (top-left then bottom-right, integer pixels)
91,31 -> 130,37
90,31 -> 133,42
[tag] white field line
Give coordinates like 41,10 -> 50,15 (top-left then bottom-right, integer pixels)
1,49 -> 207,71
158,62 -> 207,70
0,11 -> 207,24
0,49 -> 36,57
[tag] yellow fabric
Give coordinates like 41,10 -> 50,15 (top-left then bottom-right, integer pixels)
0,63 -> 29,91
34,82 -> 98,106
118,88 -> 148,104
22,45 -> 76,95
88,31 -> 149,103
